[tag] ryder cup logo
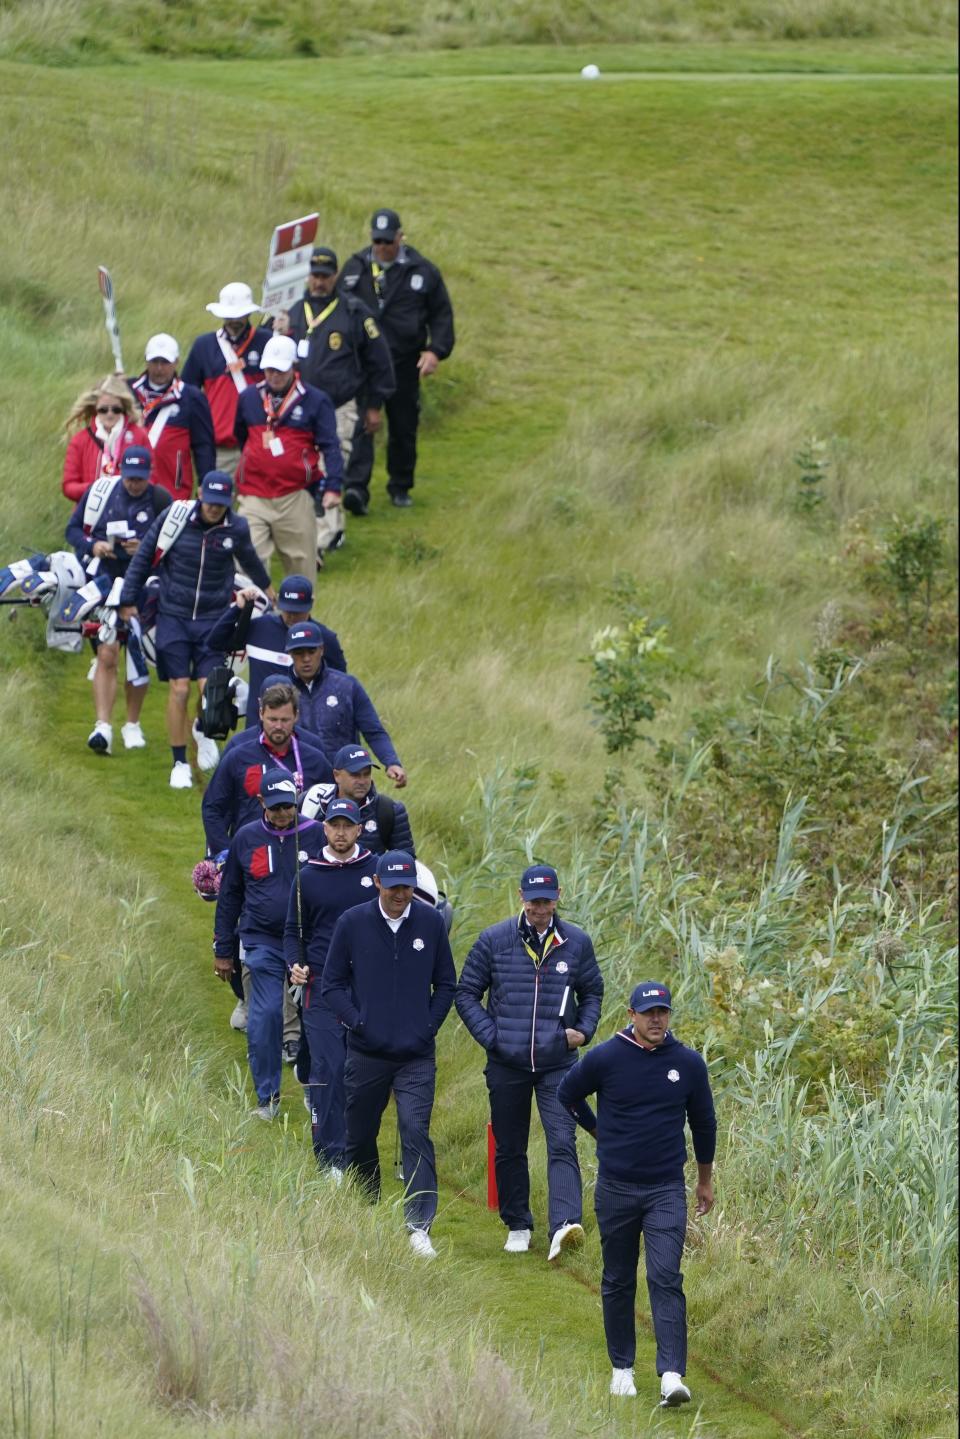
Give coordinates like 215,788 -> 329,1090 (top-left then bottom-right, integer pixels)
326,695 -> 338,707
298,850 -> 308,862
556,960 -> 569,974
365,820 -> 377,832
412,938 -> 424,951
361,876 -> 374,887
222,538 -> 233,550
667,1069 -> 680,1083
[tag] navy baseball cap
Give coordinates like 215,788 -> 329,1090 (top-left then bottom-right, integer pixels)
520,864 -> 560,900
310,246 -> 339,275
332,744 -> 379,773
200,470 -> 234,506
325,797 -> 361,824
120,445 -> 152,478
376,850 -> 416,887
284,620 -> 324,652
260,767 -> 298,808
371,208 -> 401,240
629,982 -> 673,1013
277,575 -> 313,613
259,671 -> 292,694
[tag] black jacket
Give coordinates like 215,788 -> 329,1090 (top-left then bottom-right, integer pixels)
287,292 -> 396,408
339,244 -> 454,362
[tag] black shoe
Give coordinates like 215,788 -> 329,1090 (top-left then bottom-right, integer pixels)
315,549 -> 325,572
283,1041 -> 299,1065
390,493 -> 413,508
328,529 -> 345,551
342,489 -> 368,517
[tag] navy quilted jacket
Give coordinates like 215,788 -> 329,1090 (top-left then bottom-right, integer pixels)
455,914 -> 604,1072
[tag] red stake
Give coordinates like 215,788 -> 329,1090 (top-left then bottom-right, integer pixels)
486,1121 -> 498,1210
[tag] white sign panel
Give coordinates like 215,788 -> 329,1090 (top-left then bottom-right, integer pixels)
261,212 -> 320,315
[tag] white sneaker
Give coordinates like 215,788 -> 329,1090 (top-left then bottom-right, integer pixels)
121,721 -> 146,749
192,720 -> 220,772
504,1229 -> 532,1253
547,1221 -> 585,1262
253,1098 -> 279,1122
327,1166 -> 344,1187
169,760 -> 193,790
86,657 -> 98,682
660,1373 -> 691,1407
229,1000 -> 248,1032
610,1368 -> 637,1398
87,721 -> 112,755
408,1229 -> 437,1259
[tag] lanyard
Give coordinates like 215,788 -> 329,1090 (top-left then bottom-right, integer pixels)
138,377 -> 182,421
259,731 -> 304,790
303,297 -> 338,335
521,928 -> 561,968
371,262 -> 386,305
264,381 -> 301,433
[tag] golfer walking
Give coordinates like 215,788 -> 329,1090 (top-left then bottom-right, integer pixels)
557,982 -> 716,1409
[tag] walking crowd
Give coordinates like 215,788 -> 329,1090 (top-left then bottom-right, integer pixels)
14,207 -> 718,1411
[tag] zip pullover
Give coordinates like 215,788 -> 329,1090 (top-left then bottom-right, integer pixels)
321,898 -> 456,1061
213,814 -> 325,956
288,665 -> 401,770
556,1030 -> 717,1186
283,847 -> 378,980
201,726 -> 333,855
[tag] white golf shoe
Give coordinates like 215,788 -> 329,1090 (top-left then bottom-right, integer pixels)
610,1368 -> 637,1397
547,1221 -> 585,1262
660,1373 -> 691,1407
252,1097 -> 280,1122
192,720 -> 220,772
87,721 -> 112,755
408,1229 -> 437,1259
504,1229 -> 532,1253
169,760 -> 193,789
229,1000 -> 248,1032
121,721 -> 146,749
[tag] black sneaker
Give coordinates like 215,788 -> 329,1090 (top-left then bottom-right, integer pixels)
342,489 -> 368,517
282,1041 -> 299,1065
328,530 -> 346,551
390,493 -> 413,508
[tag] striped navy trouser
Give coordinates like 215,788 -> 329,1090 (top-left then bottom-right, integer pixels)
343,1048 -> 438,1231
594,1177 -> 688,1375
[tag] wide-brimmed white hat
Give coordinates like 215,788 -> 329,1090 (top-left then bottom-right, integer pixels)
145,332 -> 179,362
206,282 -> 258,320
260,335 -> 298,372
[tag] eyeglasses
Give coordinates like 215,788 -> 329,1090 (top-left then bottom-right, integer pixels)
96,405 -> 125,415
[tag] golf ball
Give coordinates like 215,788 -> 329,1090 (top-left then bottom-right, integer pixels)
580,64 -> 600,79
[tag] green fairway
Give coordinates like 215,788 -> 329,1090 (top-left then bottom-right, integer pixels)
0,38 -> 956,1439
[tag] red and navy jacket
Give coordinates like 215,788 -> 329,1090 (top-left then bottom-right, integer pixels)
234,379 -> 343,497
201,726 -> 334,855
213,813 -> 325,956
62,423 -> 151,502
181,324 -> 273,448
128,374 -> 216,500
283,846 -> 378,982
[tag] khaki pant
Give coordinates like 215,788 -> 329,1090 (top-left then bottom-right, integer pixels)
238,489 -> 315,579
215,446 -> 241,477
315,399 -> 357,554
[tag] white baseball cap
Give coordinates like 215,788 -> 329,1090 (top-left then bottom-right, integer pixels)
261,335 -> 298,372
145,333 -> 179,362
206,282 -> 258,320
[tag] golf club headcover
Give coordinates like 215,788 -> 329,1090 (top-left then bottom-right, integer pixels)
56,571 -> 113,625
19,569 -> 57,597
191,859 -> 221,902
0,554 -> 48,597
228,675 -> 249,717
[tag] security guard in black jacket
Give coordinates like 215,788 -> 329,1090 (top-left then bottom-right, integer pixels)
275,247 -> 396,557
339,208 -> 455,512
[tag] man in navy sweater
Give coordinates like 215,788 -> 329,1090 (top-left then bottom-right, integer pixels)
301,744 -> 416,857
321,850 -> 456,1258
285,798 -> 378,1178
213,768 -> 325,1118
455,864 -> 604,1262
557,982 -> 716,1410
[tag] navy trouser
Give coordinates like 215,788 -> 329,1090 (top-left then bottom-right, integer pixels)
243,944 -> 286,1103
484,1058 -> 582,1239
303,995 -> 346,1169
343,1049 -> 438,1230
594,1177 -> 688,1375
345,356 -> 420,499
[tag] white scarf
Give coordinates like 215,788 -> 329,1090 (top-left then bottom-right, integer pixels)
94,416 -> 124,473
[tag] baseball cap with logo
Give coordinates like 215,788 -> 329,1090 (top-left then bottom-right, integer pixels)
120,445 -> 152,478
261,335 -> 297,372
145,333 -> 180,363
520,864 -> 560,900
629,982 -> 673,1013
332,745 -> 379,773
325,797 -> 362,824
277,575 -> 313,613
376,850 -> 416,887
284,620 -> 324,652
260,767 -> 298,808
200,471 -> 234,506
370,208 -> 401,240
310,247 -> 339,275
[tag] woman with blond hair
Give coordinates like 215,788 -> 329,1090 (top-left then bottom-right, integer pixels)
62,375 -> 149,502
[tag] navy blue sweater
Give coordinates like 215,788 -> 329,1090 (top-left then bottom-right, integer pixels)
321,899 -> 456,1061
201,727 -> 333,855
303,782 -> 415,858
289,665 -> 401,770
283,847 -> 378,984
213,815 -> 325,955
556,1030 -> 717,1187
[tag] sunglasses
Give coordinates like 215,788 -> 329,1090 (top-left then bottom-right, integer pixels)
371,236 -> 395,244
96,405 -> 125,415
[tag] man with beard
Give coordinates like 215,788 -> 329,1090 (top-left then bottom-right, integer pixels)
234,335 -> 343,577
182,283 -> 273,475
129,334 -> 215,500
